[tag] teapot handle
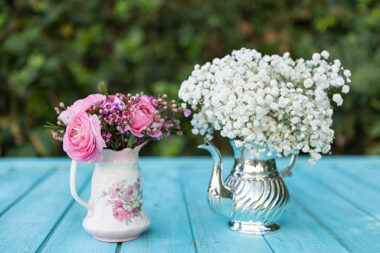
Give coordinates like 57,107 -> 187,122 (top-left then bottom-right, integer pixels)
280,154 -> 298,179
70,160 -> 91,210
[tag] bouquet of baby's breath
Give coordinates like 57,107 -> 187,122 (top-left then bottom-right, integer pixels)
179,48 -> 351,163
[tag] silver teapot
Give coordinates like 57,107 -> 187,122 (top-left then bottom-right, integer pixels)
199,140 -> 297,234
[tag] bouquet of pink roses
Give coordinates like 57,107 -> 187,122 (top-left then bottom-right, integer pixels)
48,88 -> 183,163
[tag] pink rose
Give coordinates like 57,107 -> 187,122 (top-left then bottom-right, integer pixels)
113,204 -> 132,222
148,122 -> 163,138
113,207 -> 132,222
108,188 -> 117,199
120,187 -> 135,202
63,112 -> 106,163
59,94 -> 106,125
124,210 -> 132,220
132,206 -> 141,214
125,186 -> 134,196
127,95 -> 157,137
114,200 -> 123,208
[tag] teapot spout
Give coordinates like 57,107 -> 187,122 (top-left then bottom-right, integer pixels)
198,140 -> 234,218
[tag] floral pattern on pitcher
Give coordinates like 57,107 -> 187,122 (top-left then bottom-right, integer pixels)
100,178 -> 142,223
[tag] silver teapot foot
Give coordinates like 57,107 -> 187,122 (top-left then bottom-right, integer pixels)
228,220 -> 280,234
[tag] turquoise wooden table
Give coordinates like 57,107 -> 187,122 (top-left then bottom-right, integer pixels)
0,156 -> 379,252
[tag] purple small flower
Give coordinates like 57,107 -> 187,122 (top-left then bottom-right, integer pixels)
102,131 -> 112,142
132,96 -> 140,102
149,96 -> 159,107
184,109 -> 191,117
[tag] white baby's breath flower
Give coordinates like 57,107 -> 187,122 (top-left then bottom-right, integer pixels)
336,77 -> 345,86
342,85 -> 350,93
205,134 -> 213,140
333,94 -> 343,106
343,69 -> 351,77
312,53 -> 321,61
321,50 -> 329,59
304,78 -> 313,88
178,48 -> 350,164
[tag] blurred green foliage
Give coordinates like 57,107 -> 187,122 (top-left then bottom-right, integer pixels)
0,0 -> 379,157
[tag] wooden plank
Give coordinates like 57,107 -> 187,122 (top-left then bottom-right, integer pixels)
294,160 -> 380,221
0,156 -> 377,252
331,158 -> 380,191
179,161 -> 273,253
0,158 -> 69,170
120,159 -> 195,253
276,156 -> 380,192
0,168 -> 53,215
263,201 -> 348,253
0,159 -> 70,216
286,168 -> 380,252
38,183 -> 118,253
181,159 -> 348,253
249,157 -> 349,252
262,156 -> 350,252
0,164 -> 92,252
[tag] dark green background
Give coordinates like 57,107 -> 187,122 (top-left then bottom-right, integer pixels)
1,0 -> 379,157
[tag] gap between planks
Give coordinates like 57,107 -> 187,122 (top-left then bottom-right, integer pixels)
35,174 -> 93,253
115,242 -> 122,253
178,169 -> 199,253
332,164 -> 380,192
0,169 -> 55,217
291,198 -> 350,251
177,164 -> 273,253
178,160 -> 353,253
260,235 -> 275,253
297,168 -> 380,223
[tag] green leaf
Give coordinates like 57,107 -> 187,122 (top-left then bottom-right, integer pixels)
127,134 -> 135,148
99,81 -> 109,97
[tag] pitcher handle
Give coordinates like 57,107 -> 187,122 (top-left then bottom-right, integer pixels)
280,154 -> 298,179
70,160 -> 91,210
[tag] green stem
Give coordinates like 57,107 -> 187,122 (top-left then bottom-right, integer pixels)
127,134 -> 135,148
99,81 -> 109,98
121,133 -> 126,149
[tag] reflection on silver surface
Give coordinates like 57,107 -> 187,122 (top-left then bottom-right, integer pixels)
199,140 -> 297,234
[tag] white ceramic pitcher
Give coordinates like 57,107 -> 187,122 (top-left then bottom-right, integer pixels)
70,143 -> 150,242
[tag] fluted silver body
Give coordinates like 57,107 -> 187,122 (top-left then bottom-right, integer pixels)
225,158 -> 289,233
200,140 -> 297,234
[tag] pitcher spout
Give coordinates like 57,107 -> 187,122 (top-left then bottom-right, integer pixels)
198,140 -> 234,218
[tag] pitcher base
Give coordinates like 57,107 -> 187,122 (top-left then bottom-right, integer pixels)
94,234 -> 140,242
228,220 -> 280,234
